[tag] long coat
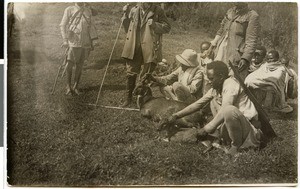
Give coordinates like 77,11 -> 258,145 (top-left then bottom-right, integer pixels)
214,7 -> 260,65
121,4 -> 171,63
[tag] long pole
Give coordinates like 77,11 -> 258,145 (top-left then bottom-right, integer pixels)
84,103 -> 139,112
51,47 -> 69,95
95,19 -> 124,106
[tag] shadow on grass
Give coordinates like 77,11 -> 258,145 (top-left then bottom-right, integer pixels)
83,59 -> 126,70
82,84 -> 126,93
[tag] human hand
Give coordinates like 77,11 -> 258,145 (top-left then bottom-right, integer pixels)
121,4 -> 129,21
121,15 -> 127,22
238,58 -> 249,72
210,35 -> 221,47
201,48 -> 212,58
122,4 -> 129,13
61,41 -> 69,48
147,19 -> 155,27
146,74 -> 157,82
197,128 -> 208,137
167,114 -> 178,124
93,41 -> 99,47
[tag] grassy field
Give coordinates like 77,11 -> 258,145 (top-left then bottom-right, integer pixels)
7,3 -> 297,186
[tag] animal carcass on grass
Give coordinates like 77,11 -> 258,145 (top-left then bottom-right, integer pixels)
134,84 -> 206,130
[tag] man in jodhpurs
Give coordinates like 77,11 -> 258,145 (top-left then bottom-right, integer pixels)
121,3 -> 171,107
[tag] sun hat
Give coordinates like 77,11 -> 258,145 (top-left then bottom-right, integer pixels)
175,49 -> 199,67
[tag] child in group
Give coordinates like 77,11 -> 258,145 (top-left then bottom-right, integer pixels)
197,41 -> 214,95
248,45 -> 267,73
245,50 -> 293,113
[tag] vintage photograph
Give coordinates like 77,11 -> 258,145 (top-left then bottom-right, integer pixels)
7,1 -> 297,186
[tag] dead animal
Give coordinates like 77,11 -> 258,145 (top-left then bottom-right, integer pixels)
133,84 -> 207,131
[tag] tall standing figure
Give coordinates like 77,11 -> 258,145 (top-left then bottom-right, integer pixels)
60,3 -> 97,95
121,3 -> 171,107
210,2 -> 260,80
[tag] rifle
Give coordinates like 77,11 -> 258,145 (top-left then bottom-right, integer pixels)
228,61 -> 277,139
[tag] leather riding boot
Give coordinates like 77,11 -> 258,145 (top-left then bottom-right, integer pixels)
121,75 -> 137,107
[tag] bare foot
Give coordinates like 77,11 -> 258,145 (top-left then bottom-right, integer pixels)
73,88 -> 82,95
65,88 -> 73,96
227,146 -> 238,156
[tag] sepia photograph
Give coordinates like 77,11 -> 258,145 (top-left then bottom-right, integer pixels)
6,1 -> 298,186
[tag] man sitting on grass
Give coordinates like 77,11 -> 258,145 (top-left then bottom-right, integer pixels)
163,61 -> 263,156
149,49 -> 203,104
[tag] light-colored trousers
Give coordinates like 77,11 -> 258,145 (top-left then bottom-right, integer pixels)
207,105 -> 262,149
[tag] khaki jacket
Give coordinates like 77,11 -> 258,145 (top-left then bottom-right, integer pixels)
215,7 -> 260,64
60,5 -> 98,48
156,66 -> 203,98
121,4 -> 171,63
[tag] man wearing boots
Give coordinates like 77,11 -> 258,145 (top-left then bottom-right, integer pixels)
121,3 -> 171,107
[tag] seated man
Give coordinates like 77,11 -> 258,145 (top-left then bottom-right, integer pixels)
164,61 -> 263,156
245,50 -> 293,113
282,57 -> 298,99
248,45 -> 267,73
150,49 -> 203,104
197,41 -> 214,95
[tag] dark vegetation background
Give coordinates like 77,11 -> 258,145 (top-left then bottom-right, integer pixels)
7,2 -> 297,186
164,2 -> 298,67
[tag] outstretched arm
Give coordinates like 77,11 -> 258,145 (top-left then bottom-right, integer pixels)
173,89 -> 214,119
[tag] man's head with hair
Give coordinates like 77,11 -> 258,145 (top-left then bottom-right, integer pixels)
200,41 -> 211,53
266,50 -> 280,63
206,61 -> 229,92
252,46 -> 267,65
206,61 -> 229,78
281,57 -> 290,67
234,2 -> 248,12
75,2 -> 85,7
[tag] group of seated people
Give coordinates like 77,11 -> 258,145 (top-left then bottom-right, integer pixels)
245,48 -> 297,113
145,43 -> 297,155
151,42 -> 297,114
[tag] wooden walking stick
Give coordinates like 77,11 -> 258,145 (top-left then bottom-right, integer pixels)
228,61 -> 277,139
94,13 -> 125,106
51,47 -> 69,95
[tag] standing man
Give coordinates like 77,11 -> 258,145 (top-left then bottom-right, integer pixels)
210,3 -> 260,80
165,61 -> 262,156
60,3 -> 96,95
121,3 -> 171,107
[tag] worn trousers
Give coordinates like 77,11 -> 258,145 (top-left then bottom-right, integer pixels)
125,46 -> 156,80
161,82 -> 196,103
206,105 -> 262,149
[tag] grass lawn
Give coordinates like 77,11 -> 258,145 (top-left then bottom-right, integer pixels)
7,2 -> 297,186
